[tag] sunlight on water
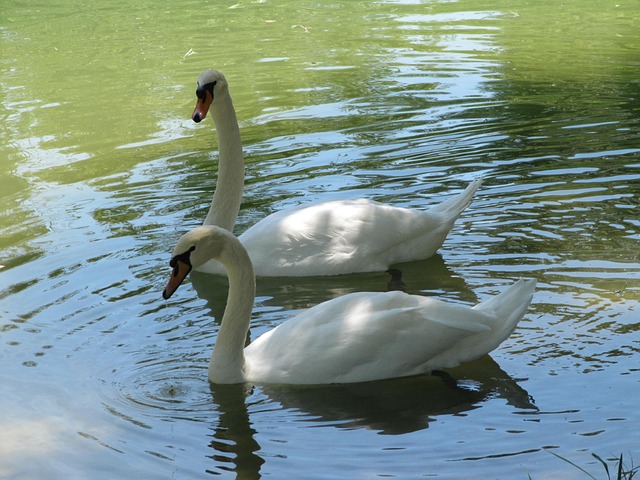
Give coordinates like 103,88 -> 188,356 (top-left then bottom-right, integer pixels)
1,0 -> 639,478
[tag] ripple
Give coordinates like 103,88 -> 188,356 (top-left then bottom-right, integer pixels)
103,352 -> 214,425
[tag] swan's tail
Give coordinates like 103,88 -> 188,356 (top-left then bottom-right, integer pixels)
475,278 -> 536,317
473,278 -> 537,349
429,178 -> 482,217
427,278 -> 536,370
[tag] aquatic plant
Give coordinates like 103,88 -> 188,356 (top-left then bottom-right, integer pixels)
546,450 -> 638,480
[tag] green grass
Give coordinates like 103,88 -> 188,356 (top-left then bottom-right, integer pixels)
545,450 -> 638,480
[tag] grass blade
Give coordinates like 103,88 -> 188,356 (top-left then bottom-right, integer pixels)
592,452 -> 611,479
547,449 -> 598,480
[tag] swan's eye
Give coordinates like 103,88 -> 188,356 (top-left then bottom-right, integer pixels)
169,246 -> 196,277
169,257 -> 179,277
196,81 -> 217,102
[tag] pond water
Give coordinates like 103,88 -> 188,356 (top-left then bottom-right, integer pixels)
1,0 -> 639,478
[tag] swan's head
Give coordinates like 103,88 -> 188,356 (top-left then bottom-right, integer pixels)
192,69 -> 229,123
162,226 -> 230,299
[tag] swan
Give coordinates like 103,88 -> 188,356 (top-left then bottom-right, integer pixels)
162,225 -> 536,385
190,69 -> 482,277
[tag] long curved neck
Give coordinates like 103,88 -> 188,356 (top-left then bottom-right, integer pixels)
208,237 -> 256,384
203,92 -> 244,233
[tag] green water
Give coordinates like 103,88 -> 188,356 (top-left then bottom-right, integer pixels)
1,1 -> 639,479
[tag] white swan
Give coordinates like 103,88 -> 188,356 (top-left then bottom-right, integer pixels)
162,225 -> 536,385
190,69 -> 482,277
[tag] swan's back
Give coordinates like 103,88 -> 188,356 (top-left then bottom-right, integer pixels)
237,179 -> 481,277
243,279 -> 535,384
240,199 -> 429,275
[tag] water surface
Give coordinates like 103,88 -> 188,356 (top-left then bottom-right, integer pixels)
1,0 -> 639,478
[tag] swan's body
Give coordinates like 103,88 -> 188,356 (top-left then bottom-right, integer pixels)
163,225 -> 536,385
191,69 -> 482,277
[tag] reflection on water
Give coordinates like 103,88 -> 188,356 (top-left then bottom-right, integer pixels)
190,252 -> 479,315
208,357 -> 535,478
261,357 -> 535,435
209,384 -> 264,479
1,0 -> 639,478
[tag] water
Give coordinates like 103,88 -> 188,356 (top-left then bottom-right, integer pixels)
1,0 -> 639,478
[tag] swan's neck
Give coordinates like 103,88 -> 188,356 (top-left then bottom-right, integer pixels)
208,238 -> 256,384
203,92 -> 244,233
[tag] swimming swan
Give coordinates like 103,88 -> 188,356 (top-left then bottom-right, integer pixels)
162,225 -> 536,385
190,69 -> 482,277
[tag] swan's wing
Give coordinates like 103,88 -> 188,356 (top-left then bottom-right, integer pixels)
239,198 -> 455,276
243,291 -> 497,385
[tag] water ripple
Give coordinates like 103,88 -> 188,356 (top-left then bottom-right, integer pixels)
104,352 -> 213,424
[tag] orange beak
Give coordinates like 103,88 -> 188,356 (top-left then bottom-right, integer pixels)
162,260 -> 192,300
192,90 -> 213,123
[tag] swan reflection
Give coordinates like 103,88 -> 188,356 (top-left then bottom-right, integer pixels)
206,358 -> 535,477
260,356 -> 536,434
207,384 -> 264,480
190,252 -> 478,316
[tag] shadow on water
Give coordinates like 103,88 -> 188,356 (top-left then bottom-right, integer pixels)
189,252 -> 479,320
207,356 -> 535,478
